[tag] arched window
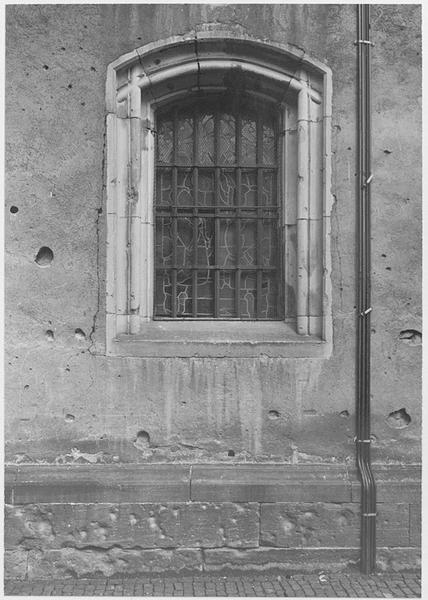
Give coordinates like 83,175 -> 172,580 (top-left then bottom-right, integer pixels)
106,33 -> 332,357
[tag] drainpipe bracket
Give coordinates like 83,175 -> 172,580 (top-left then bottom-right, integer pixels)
354,40 -> 375,46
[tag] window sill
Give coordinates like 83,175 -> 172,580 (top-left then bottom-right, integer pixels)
108,321 -> 331,358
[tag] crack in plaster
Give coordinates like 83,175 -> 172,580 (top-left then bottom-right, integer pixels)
88,119 -> 106,355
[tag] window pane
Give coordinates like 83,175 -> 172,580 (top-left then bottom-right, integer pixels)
218,113 -> 236,164
176,218 -> 194,267
155,218 -> 173,267
263,123 -> 276,165
262,171 -> 276,206
197,271 -> 214,317
197,218 -> 215,266
155,270 -> 172,316
177,115 -> 193,164
218,219 -> 237,267
219,171 -> 236,206
219,270 -> 235,317
241,220 -> 257,266
157,119 -> 173,164
176,269 -> 193,316
156,170 -> 173,206
261,271 -> 279,318
240,271 -> 257,318
199,113 -> 215,165
241,171 -> 257,207
241,117 -> 257,164
177,170 -> 193,207
261,220 -> 278,267
198,170 -> 215,206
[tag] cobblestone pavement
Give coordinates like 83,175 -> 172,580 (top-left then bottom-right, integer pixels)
4,572 -> 421,597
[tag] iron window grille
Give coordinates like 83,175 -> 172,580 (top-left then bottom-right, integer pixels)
154,95 -> 283,320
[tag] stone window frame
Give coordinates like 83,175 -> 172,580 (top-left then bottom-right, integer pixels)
106,31 -> 333,358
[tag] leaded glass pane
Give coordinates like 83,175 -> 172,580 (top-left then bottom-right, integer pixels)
177,170 -> 193,206
176,218 -> 194,267
155,218 -> 173,267
155,270 -> 172,316
156,170 -> 172,206
241,117 -> 257,164
157,120 -> 173,164
198,170 -> 215,206
219,270 -> 235,317
219,114 -> 236,164
197,271 -> 214,316
240,271 -> 257,318
199,113 -> 215,165
262,171 -> 276,205
219,171 -> 236,206
197,218 -> 215,266
241,171 -> 257,207
241,220 -> 257,266
262,123 -> 276,165
177,115 -> 193,164
218,219 -> 237,267
176,269 -> 193,315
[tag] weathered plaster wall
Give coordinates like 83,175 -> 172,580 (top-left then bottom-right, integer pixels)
6,4 -> 421,466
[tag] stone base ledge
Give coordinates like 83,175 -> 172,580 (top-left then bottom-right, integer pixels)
5,463 -> 421,504
4,547 -> 421,580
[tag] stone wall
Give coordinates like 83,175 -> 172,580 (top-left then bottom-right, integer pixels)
5,3 -> 421,576
5,465 -> 421,578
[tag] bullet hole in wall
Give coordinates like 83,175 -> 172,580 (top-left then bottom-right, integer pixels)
268,410 -> 280,420
387,408 -> 411,429
24,385 -> 29,390
75,328 -> 86,340
381,253 -> 386,257
10,206 -> 18,214
68,84 -> 73,89
228,450 -> 235,457
90,66 -> 96,71
383,149 -> 392,154
98,207 -> 103,214
340,410 -> 350,418
35,246 -> 54,267
45,330 -> 54,341
134,430 -> 150,449
385,266 -> 391,271
43,64 -> 49,70
399,329 -> 422,346
65,414 -> 75,423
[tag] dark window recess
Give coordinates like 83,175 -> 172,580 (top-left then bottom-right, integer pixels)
154,96 -> 283,320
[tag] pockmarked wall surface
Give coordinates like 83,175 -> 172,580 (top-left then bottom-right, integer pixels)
5,4 -> 421,578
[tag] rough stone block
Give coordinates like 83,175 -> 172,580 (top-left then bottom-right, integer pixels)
5,502 -> 259,550
204,548 -> 358,572
10,465 -> 191,503
260,502 -> 410,548
377,503 -> 410,547
260,502 -> 359,547
376,548 -> 421,572
192,465 -> 352,502
4,550 -> 28,580
27,547 -> 203,579
409,504 -> 421,547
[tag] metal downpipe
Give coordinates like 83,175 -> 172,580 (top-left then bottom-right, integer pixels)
356,4 -> 376,574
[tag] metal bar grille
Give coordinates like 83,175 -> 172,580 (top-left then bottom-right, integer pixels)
154,97 -> 281,320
